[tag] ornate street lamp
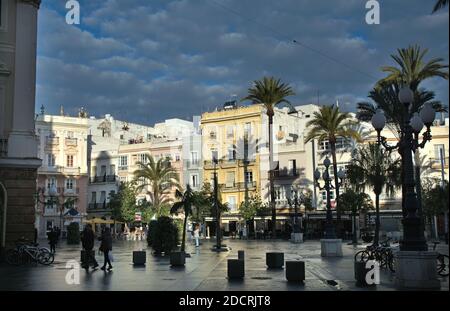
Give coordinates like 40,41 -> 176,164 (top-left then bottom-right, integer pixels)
371,86 -> 435,252
314,157 -> 345,239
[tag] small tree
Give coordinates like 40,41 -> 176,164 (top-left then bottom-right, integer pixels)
239,195 -> 269,222
337,189 -> 374,244
149,216 -> 179,255
422,179 -> 449,239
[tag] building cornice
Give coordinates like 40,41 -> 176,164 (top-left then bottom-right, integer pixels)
19,0 -> 41,9
0,62 -> 11,77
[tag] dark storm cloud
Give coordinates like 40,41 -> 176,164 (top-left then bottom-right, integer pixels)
36,0 -> 449,125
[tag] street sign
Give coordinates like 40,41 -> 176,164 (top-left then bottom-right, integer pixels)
135,212 -> 142,222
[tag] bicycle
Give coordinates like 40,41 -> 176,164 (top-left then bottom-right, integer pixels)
5,240 -> 54,266
354,238 -> 395,271
432,241 -> 449,277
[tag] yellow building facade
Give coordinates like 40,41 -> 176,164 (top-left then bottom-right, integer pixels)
201,105 -> 264,220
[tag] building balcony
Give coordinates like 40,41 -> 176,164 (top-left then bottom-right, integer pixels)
46,137 -> 60,146
0,139 -> 8,158
430,157 -> 449,169
88,202 -> 109,210
90,175 -> 117,184
220,181 -> 257,191
272,168 -> 301,179
118,166 -> 128,171
64,187 -> 80,196
185,160 -> 201,169
65,138 -> 78,147
204,159 -> 255,170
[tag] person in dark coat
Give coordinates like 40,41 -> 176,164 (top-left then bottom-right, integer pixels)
99,227 -> 113,271
48,228 -> 58,253
81,224 -> 98,269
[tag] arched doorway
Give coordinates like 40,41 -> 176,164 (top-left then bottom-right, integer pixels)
0,181 -> 7,249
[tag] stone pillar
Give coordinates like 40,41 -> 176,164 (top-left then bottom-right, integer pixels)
7,0 -> 40,159
394,251 -> 440,289
0,167 -> 38,248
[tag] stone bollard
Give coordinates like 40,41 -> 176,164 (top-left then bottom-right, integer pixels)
266,252 -> 284,269
228,259 -> 245,279
286,261 -> 305,282
238,250 -> 245,261
133,251 -> 146,266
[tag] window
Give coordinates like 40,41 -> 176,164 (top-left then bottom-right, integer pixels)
47,177 -> 56,190
228,145 -> 236,161
66,179 -> 74,190
227,196 -> 237,211
319,138 -> 351,151
138,153 -> 147,164
245,171 -> 253,184
244,122 -> 252,137
67,131 -> 74,138
47,154 -> 56,167
191,174 -> 199,187
191,152 -> 198,165
288,159 -> 297,175
100,191 -> 106,203
119,155 -> 128,170
227,126 -> 234,138
226,172 -> 235,187
175,154 -> 180,162
91,192 -> 97,203
434,144 -> 445,163
100,165 -> 106,176
211,150 -> 218,162
66,155 -> 74,167
110,165 -> 116,175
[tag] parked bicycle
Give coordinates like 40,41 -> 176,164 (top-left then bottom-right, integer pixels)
433,241 -> 449,277
5,239 -> 54,266
354,238 -> 397,272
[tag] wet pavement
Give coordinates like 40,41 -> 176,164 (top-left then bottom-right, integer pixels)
0,238 -> 448,291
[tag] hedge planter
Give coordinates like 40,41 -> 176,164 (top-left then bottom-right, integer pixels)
170,251 -> 186,267
266,252 -> 284,269
286,261 -> 305,282
133,251 -> 146,266
228,259 -> 245,279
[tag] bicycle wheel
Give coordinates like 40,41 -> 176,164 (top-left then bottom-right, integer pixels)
354,250 -> 371,262
387,252 -> 396,273
37,250 -> 55,265
5,249 -> 20,266
437,254 -> 449,277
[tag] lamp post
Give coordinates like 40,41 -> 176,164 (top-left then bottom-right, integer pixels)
371,86 -> 435,252
213,153 -> 221,250
314,157 -> 345,239
288,186 -> 301,233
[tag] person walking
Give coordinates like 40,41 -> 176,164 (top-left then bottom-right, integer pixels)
48,228 -> 58,253
81,224 -> 98,270
99,227 -> 113,271
193,224 -> 200,247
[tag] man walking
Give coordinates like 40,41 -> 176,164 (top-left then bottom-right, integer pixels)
81,224 -> 99,270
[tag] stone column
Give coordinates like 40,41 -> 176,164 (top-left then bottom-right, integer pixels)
7,0 -> 40,159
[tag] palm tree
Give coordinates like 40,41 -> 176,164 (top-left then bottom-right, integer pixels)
170,185 -> 202,253
346,143 -> 402,246
378,45 -> 449,92
242,76 -> 295,237
133,155 -> 180,217
433,0 -> 449,12
305,105 -> 362,236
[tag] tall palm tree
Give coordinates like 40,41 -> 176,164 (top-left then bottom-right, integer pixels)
378,45 -> 448,92
170,185 -> 202,253
433,0 -> 449,12
133,155 -> 180,217
305,105 -> 362,236
346,143 -> 402,246
242,76 -> 295,237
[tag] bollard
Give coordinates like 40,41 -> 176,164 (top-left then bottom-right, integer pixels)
266,252 -> 284,269
228,259 -> 245,279
238,250 -> 245,261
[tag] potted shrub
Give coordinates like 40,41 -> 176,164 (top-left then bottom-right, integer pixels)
149,216 -> 179,256
67,222 -> 80,245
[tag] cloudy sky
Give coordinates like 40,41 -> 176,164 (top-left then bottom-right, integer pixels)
36,0 -> 449,125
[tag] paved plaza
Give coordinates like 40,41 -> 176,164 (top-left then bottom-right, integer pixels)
0,238 -> 448,291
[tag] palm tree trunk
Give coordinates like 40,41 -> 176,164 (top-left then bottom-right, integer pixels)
352,210 -> 358,244
268,114 -> 276,238
374,193 -> 380,246
330,142 -> 341,237
181,213 -> 188,252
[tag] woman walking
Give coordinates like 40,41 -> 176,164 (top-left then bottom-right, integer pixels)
99,227 -> 113,271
